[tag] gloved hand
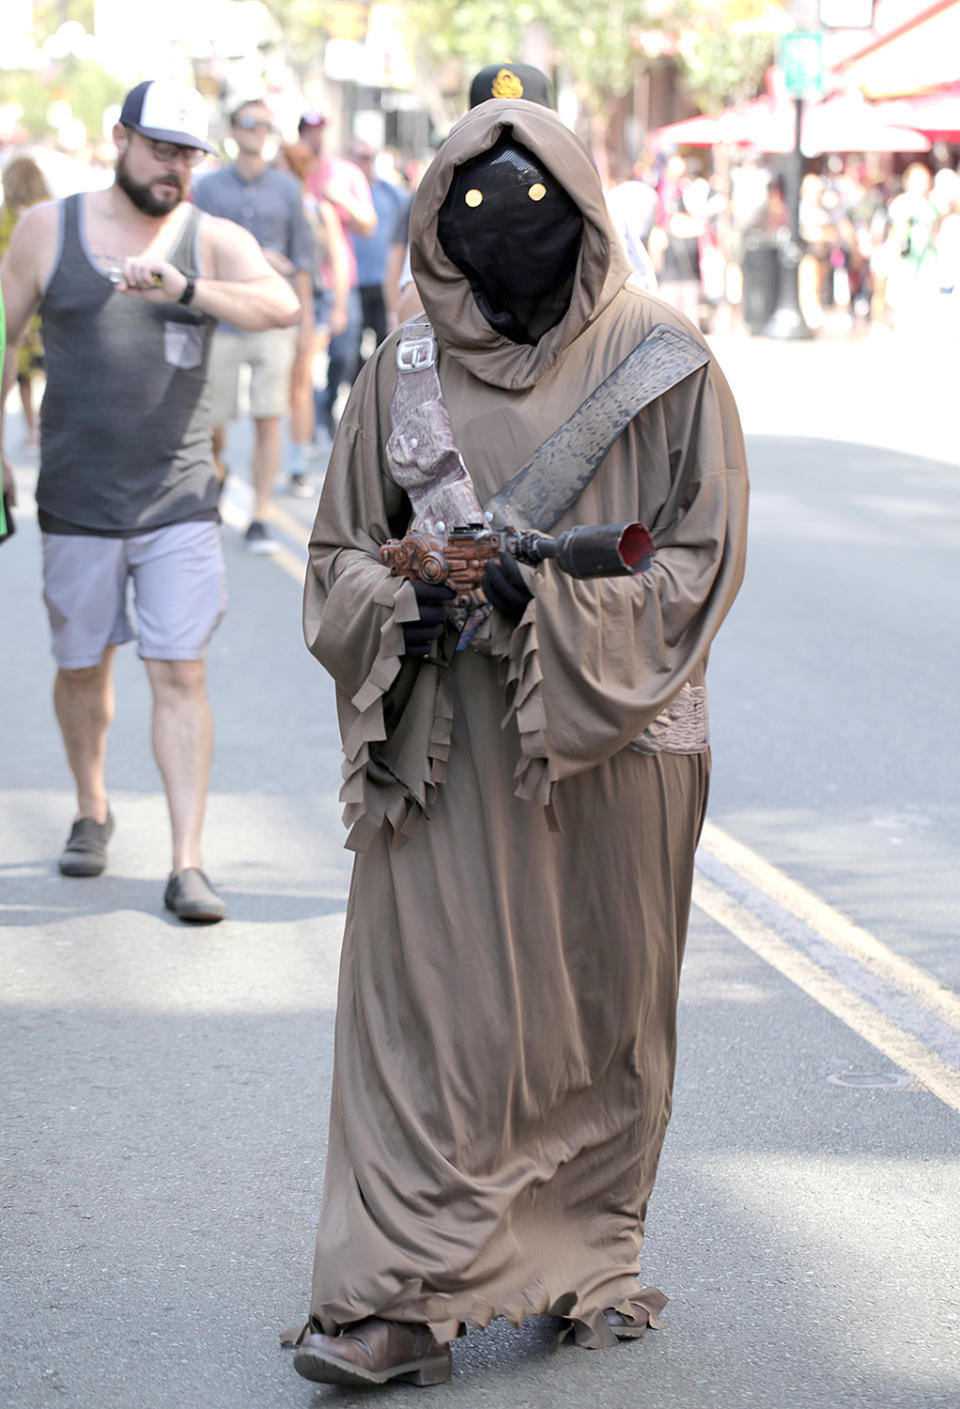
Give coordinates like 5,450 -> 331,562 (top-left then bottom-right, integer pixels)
403,580 -> 456,658
482,552 -> 533,623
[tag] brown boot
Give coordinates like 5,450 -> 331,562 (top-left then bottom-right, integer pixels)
292,1316 -> 451,1387
603,1307 -> 648,1339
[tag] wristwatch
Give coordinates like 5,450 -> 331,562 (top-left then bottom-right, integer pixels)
177,274 -> 197,306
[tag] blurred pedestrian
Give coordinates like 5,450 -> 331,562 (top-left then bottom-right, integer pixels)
934,190 -> 960,337
604,158 -> 658,292
286,97 -> 747,1389
274,140 -> 351,489
348,140 -> 406,362
383,156 -> 430,330
298,111 -> 376,440
882,163 -> 939,332
0,279 -> 12,543
0,155 -> 52,446
194,98 -> 315,537
0,78 -> 299,920
648,178 -> 710,328
764,173 -> 789,235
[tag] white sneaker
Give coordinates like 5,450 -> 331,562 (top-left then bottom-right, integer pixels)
288,472 -> 314,498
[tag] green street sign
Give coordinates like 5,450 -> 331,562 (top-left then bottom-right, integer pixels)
780,30 -> 824,98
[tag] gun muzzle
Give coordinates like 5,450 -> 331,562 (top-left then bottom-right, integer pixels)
523,522 -> 653,579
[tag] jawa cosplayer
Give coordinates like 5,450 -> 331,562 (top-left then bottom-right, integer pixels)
284,97 -> 748,1389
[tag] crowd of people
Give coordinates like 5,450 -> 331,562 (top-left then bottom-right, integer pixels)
604,147 -> 960,337
5,92 -> 958,518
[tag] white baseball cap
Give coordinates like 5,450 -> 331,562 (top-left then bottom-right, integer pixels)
119,79 -> 217,155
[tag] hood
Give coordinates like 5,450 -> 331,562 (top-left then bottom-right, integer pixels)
410,99 -> 632,390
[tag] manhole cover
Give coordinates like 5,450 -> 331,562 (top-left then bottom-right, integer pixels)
826,1071 -> 914,1089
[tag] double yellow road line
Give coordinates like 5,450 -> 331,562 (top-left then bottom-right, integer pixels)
696,822 -> 960,1114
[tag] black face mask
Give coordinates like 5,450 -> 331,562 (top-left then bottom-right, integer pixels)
437,135 -> 583,345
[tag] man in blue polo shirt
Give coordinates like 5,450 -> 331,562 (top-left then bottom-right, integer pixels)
349,141 -> 406,356
194,97 -> 315,551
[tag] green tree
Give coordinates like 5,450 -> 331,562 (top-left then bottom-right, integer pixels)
257,0 -> 369,77
396,0 -> 782,136
0,59 -> 124,143
677,0 -> 782,111
680,28 -> 775,111
31,0 -> 96,42
398,0 -> 657,126
59,57 -> 126,138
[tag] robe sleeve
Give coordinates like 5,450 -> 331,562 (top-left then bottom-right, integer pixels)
501,358 -> 749,796
302,365 -> 455,850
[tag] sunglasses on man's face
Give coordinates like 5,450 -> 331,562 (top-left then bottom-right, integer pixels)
233,116 -> 274,132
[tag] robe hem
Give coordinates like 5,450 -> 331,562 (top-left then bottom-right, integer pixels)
280,1285 -> 667,1352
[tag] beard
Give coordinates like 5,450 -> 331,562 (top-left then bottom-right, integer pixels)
115,149 -> 185,216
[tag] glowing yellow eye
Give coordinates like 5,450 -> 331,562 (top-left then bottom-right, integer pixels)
528,183 -> 546,202
465,189 -> 483,208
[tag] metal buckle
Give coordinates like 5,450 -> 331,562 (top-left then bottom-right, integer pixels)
396,334 -> 437,372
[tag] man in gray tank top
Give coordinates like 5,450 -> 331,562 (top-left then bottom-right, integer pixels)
0,78 -> 300,922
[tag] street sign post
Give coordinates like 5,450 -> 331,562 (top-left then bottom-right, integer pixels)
780,30 -> 825,98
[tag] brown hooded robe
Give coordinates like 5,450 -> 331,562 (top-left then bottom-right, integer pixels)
293,100 -> 749,1350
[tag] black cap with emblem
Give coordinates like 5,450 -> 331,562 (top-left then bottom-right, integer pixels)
469,64 -> 555,111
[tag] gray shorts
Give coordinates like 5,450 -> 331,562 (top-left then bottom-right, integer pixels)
207,326 -> 297,423
42,520 -> 227,670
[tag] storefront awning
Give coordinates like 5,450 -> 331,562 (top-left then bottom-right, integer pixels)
837,0 -> 960,98
652,93 -> 931,154
873,84 -> 960,139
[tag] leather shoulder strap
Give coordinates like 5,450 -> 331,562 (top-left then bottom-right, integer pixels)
484,323 -> 710,533
386,318 -> 485,535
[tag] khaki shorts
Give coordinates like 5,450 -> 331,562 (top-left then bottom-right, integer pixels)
207,326 -> 297,424
42,521 -> 227,670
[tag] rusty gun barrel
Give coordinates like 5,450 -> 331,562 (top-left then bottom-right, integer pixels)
512,522 -> 653,579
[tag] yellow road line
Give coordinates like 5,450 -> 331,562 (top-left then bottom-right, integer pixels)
700,820 -> 960,1036
694,874 -> 960,1115
266,498 -> 312,550
219,494 -> 307,586
267,541 -> 307,584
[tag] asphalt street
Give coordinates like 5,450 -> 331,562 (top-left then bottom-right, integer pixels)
2,325 -> 958,1409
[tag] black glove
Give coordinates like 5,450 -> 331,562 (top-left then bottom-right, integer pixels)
402,580 -> 456,658
482,552 -> 533,623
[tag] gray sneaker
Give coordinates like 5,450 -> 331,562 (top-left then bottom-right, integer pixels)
164,868 -> 227,923
244,520 -> 278,555
59,810 -> 115,877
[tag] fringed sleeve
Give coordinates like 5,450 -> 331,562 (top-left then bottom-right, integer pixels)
302,399 -> 458,850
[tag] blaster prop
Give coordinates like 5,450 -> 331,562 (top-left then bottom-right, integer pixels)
379,522 -> 653,600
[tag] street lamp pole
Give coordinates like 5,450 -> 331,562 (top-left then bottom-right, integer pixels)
763,12 -> 826,342
763,90 -> 812,338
